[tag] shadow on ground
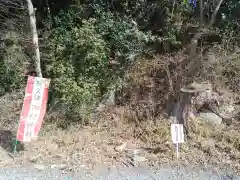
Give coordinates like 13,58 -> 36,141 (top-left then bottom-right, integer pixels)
0,129 -> 24,153
141,146 -> 170,154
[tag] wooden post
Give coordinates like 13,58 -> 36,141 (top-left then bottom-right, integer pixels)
178,82 -> 212,137
26,0 -> 42,77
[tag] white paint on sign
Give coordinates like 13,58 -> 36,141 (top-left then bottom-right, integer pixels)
171,124 -> 184,144
24,77 -> 45,142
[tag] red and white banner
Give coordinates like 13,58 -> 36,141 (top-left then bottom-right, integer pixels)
17,76 -> 50,142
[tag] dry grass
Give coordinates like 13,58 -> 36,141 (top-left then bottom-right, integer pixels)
112,51 -> 240,173
0,123 -> 129,170
0,103 -> 239,175
0,50 -> 239,174
98,106 -> 240,173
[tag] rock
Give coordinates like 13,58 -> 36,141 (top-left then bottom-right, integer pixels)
33,164 -> 45,170
132,155 -> 147,164
126,141 -> 138,153
181,81 -> 212,93
29,156 -> 38,163
201,139 -> 215,148
50,164 -> 67,170
198,112 -> 222,124
218,104 -> 236,119
114,142 -> 127,152
193,88 -> 221,112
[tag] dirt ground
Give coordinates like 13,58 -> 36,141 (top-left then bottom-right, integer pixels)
0,103 -> 239,175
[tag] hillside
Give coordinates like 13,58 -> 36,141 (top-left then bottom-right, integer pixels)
0,0 -> 239,176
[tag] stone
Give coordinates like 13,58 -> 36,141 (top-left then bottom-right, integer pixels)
201,139 -> 215,148
114,142 -> 127,152
132,155 -> 147,163
29,156 -> 38,163
181,81 -> 212,93
198,112 -> 222,124
50,164 -> 67,170
218,104 -> 236,119
33,164 -> 45,170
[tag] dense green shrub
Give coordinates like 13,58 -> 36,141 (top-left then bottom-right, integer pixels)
1,0 -> 239,121
93,8 -> 157,64
43,6 -> 159,120
45,19 -> 111,117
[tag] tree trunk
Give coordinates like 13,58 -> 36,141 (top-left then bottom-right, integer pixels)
183,0 -> 224,79
26,0 -> 42,77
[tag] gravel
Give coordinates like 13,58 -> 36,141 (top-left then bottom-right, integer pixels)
0,166 -> 239,180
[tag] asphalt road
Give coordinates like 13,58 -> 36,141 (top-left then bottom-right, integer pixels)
0,166 -> 239,180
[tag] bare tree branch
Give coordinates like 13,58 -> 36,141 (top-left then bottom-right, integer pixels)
199,0 -> 204,26
188,0 -> 224,57
210,0 -> 224,26
26,0 -> 42,77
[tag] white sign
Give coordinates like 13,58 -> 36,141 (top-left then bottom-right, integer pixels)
171,124 -> 184,144
171,124 -> 184,159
